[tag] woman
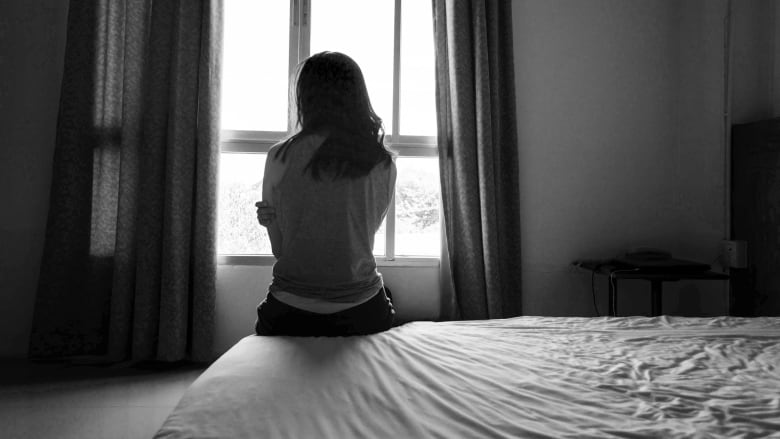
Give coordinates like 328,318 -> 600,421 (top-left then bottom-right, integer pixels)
254,51 -> 397,337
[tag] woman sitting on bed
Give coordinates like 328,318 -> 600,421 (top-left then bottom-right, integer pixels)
253,51 -> 397,337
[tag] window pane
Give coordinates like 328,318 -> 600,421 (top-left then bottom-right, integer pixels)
395,157 -> 441,256
221,1 -> 289,131
218,153 -> 271,254
310,0 -> 395,132
400,0 -> 437,136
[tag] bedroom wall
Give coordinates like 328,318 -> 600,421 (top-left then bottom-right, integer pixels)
512,0 -> 731,317
0,2 -> 69,358
730,0 -> 777,124
775,2 -> 780,117
729,0 -> 780,315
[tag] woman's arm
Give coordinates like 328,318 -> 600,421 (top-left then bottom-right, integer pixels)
261,145 -> 286,259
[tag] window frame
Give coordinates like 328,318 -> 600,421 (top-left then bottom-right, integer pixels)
218,0 -> 440,267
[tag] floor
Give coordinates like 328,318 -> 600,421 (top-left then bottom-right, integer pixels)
0,360 -> 206,439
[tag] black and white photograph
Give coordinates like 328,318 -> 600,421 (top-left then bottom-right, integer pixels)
1,0 -> 779,437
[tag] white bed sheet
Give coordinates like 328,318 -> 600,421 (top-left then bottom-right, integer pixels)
155,316 -> 780,438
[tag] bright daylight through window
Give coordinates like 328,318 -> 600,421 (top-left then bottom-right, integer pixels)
218,0 -> 440,260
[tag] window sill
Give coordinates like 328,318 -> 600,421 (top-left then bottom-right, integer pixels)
217,255 -> 440,268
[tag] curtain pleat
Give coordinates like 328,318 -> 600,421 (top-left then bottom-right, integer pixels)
433,0 -> 522,320
191,0 -> 220,363
30,0 -> 221,363
106,0 -> 148,362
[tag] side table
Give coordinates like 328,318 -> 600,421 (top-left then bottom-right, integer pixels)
572,260 -> 730,317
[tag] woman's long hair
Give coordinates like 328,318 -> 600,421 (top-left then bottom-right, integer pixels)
277,51 -> 393,180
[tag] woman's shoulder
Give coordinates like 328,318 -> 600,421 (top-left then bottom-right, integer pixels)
267,138 -> 290,162
268,132 -> 326,162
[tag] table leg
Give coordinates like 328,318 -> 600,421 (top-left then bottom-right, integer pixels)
608,275 -> 617,317
650,280 -> 662,316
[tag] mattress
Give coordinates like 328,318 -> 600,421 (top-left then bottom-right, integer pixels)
155,316 -> 780,438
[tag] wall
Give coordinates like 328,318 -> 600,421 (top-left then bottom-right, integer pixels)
775,1 -> 780,117
673,0 -> 732,312
729,0 -> 780,316
512,0 -> 730,317
731,0 -> 777,123
0,2 -> 69,357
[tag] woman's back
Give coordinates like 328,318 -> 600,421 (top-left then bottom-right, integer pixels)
268,134 -> 396,303
255,51 -> 397,336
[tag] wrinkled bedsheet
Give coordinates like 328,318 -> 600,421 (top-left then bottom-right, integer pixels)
155,316 -> 780,438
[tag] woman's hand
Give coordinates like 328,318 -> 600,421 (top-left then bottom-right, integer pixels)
255,201 -> 276,227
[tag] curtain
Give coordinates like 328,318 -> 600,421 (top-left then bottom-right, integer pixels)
29,0 -> 221,363
433,0 -> 522,320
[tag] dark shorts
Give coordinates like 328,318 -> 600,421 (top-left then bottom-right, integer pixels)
255,287 -> 395,337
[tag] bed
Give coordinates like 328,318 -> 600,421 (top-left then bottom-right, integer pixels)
155,316 -> 780,438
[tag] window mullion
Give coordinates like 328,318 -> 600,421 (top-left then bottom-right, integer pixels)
288,0 -> 311,133
392,0 -> 402,139
386,0 -> 402,261
288,0 -> 300,133
299,0 -> 311,60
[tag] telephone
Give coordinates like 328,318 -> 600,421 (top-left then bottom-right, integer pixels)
623,247 -> 672,261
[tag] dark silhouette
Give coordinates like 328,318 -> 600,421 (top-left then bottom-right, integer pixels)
254,52 -> 397,336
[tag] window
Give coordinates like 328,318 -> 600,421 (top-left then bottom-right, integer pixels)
218,0 -> 440,264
